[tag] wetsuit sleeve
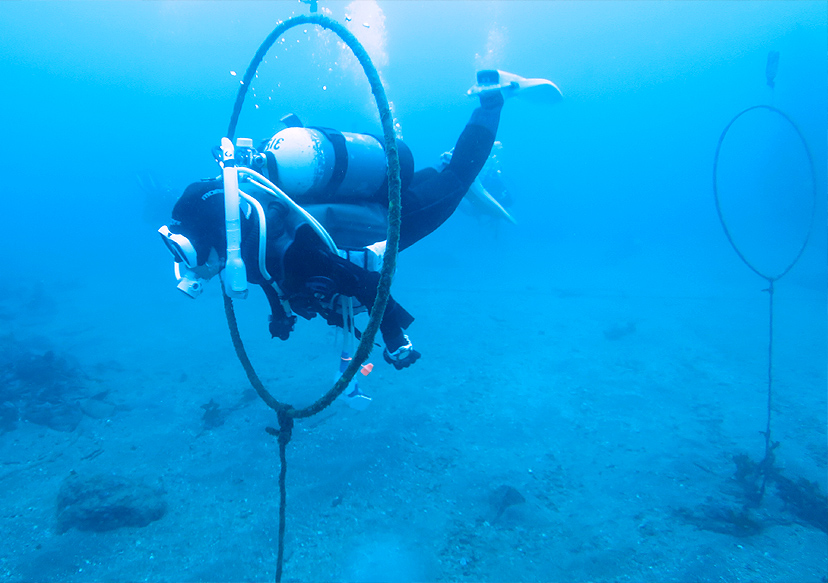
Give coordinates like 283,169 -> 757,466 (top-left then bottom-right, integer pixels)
345,263 -> 415,343
322,251 -> 415,341
284,245 -> 414,344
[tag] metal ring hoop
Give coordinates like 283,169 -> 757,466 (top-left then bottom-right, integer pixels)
713,104 -> 817,282
223,13 -> 402,419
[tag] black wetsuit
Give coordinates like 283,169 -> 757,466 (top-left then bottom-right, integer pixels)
171,94 -> 503,349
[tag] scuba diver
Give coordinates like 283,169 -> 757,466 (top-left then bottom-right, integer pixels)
158,70 -> 561,375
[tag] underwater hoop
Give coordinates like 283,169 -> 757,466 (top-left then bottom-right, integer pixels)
712,104 -> 817,282
223,13 -> 402,418
713,102 -> 817,504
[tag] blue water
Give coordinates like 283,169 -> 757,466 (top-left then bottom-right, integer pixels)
1,2 -> 826,582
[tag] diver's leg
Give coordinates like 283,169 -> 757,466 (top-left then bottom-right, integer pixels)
446,91 -> 504,184
398,91 -> 504,250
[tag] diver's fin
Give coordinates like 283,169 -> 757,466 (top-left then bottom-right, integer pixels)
466,179 -> 517,224
441,147 -> 515,224
280,113 -> 304,128
468,70 -> 563,105
343,387 -> 372,411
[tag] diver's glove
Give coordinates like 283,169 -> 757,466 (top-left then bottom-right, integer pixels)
382,334 -> 421,370
269,314 -> 297,341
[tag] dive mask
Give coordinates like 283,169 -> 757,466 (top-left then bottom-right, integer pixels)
159,226 -> 222,298
158,225 -> 198,268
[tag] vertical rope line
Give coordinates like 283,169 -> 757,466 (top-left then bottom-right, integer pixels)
766,279 -> 775,448
275,445 -> 287,583
275,421 -> 290,583
759,278 -> 776,500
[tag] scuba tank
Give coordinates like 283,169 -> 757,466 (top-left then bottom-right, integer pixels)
261,126 -> 414,203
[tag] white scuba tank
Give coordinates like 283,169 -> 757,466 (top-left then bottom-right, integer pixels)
263,127 -> 389,201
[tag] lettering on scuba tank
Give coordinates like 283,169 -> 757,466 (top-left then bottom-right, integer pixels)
202,189 -> 222,201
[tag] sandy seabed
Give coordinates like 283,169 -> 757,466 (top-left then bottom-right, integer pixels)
1,253 -> 826,583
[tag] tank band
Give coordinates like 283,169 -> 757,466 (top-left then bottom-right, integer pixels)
264,150 -> 279,184
313,127 -> 349,199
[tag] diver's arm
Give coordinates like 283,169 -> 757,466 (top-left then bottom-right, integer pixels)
312,249 -> 415,348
